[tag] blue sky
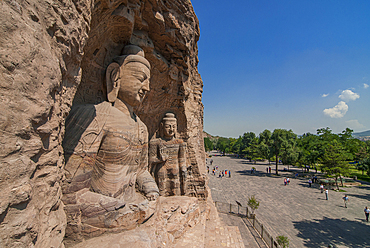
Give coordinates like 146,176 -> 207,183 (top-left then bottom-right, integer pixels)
191,0 -> 370,138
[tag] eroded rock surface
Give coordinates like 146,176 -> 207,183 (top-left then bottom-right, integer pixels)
69,196 -> 201,248
0,0 -> 205,247
149,113 -> 187,196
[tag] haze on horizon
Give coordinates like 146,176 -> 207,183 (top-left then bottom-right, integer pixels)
192,0 -> 370,138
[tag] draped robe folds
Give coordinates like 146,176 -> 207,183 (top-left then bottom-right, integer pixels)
63,101 -> 158,201
149,137 -> 187,196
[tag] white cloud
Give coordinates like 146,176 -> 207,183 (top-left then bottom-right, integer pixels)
322,93 -> 329,98
345,120 -> 365,130
364,83 -> 369,89
339,89 -> 359,102
323,101 -> 348,118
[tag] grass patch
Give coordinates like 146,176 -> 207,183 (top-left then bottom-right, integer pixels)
348,166 -> 370,183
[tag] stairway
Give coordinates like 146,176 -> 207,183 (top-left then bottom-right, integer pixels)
174,198 -> 245,248
204,199 -> 244,248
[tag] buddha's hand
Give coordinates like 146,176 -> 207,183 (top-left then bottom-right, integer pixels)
146,191 -> 159,201
181,167 -> 187,179
159,147 -> 168,161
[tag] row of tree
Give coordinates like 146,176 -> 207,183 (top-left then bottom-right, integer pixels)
204,128 -> 370,186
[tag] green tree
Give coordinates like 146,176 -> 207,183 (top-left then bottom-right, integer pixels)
204,137 -> 214,152
339,128 -> 363,160
297,133 -> 320,167
358,158 -> 370,175
271,129 -> 297,174
320,140 -> 350,190
316,127 -> 339,162
216,137 -> 231,155
280,139 -> 299,171
258,129 -> 273,163
247,195 -> 260,215
355,146 -> 368,163
243,137 -> 260,163
229,137 -> 242,155
276,235 -> 290,248
295,147 -> 309,172
240,132 -> 256,156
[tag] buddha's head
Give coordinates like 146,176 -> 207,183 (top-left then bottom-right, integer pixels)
106,45 -> 151,107
160,113 -> 177,140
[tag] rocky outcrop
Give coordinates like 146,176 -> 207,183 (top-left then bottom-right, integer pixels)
0,0 -> 205,247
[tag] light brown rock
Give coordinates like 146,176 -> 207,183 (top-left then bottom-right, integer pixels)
0,0 -> 206,247
149,113 -> 187,196
69,196 -> 201,248
62,45 -> 160,244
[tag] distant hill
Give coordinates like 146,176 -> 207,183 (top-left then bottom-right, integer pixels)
203,131 -> 218,139
353,130 -> 370,141
204,130 -> 370,140
353,130 -> 370,138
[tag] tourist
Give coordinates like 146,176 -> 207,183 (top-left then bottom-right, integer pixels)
364,206 -> 370,222
266,167 -> 269,173
343,195 -> 349,208
287,177 -> 290,185
269,166 -> 271,173
320,184 -> 324,193
325,189 -> 329,200
229,170 -> 231,177
284,178 -> 287,186
308,178 -> 312,187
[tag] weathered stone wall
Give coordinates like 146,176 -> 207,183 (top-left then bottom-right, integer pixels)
72,0 -> 206,198
0,0 -> 205,247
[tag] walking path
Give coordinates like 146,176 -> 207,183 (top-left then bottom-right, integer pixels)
208,151 -> 370,248
218,213 -> 267,248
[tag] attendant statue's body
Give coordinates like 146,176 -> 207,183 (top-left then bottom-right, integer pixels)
62,45 -> 158,238
149,113 -> 187,196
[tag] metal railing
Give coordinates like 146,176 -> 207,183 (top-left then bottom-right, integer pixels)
215,201 -> 280,248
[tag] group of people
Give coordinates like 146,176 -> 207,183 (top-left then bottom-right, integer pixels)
284,177 -> 290,186
265,166 -> 272,174
217,169 -> 231,178
319,184 -> 369,222
206,164 -> 231,178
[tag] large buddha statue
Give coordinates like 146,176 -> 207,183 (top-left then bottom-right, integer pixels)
62,45 -> 159,240
149,113 -> 187,196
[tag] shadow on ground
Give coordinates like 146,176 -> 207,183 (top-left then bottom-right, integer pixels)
347,193 -> 370,201
293,217 -> 370,248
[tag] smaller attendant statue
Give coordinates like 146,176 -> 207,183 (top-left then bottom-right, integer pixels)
149,113 -> 187,196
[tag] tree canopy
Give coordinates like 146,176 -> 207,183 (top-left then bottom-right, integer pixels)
205,127 -> 370,178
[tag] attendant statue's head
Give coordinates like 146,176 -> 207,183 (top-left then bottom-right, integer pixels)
106,45 -> 151,107
160,113 -> 177,140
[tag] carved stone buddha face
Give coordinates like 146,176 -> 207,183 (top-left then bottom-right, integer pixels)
106,45 -> 151,108
117,62 -> 150,107
163,119 -> 176,139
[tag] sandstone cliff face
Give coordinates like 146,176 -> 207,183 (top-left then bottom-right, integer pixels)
0,0 -> 205,247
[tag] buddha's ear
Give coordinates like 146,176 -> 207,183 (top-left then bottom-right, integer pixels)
106,62 -> 120,103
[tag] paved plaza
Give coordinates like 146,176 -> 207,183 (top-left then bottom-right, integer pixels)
208,151 -> 370,248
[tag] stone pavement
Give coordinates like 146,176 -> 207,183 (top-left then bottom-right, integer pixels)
218,213 -> 267,248
207,151 -> 370,248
